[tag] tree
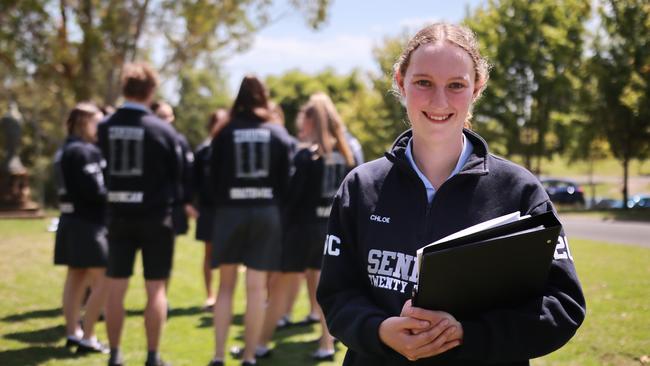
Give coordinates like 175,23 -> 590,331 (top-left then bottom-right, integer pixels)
591,0 -> 650,206
266,68 -> 388,159
0,0 -> 331,205
173,64 -> 231,148
369,32 -> 411,155
465,0 -> 591,173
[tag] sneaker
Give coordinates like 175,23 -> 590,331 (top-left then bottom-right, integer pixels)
230,346 -> 271,359
108,360 -> 125,366
241,361 -> 256,366
276,314 -> 293,329
311,349 -> 335,361
77,338 -> 109,354
202,299 -> 216,312
207,359 -> 224,366
144,357 -> 171,366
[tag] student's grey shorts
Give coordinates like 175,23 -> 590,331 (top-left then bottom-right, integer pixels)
282,222 -> 327,272
211,205 -> 282,271
195,206 -> 215,242
54,215 -> 108,268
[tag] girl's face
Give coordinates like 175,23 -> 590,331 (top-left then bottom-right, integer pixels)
399,42 -> 478,143
84,112 -> 102,142
298,115 -> 315,143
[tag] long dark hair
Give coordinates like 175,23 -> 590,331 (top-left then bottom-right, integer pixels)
230,75 -> 271,122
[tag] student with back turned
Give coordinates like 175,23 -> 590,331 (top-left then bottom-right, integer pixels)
97,62 -> 181,366
317,23 -> 586,365
207,75 -> 294,366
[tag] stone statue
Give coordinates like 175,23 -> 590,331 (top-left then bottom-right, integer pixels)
1,102 -> 26,174
0,101 -> 41,217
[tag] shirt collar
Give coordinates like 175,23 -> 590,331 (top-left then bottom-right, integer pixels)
405,133 -> 474,203
120,101 -> 150,113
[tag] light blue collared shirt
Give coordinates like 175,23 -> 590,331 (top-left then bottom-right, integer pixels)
405,133 -> 474,204
120,101 -> 150,113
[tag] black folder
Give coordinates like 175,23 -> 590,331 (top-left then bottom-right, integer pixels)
412,211 -> 561,317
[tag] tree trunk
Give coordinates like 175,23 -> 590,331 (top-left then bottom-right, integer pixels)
588,154 -> 595,208
76,0 -> 95,100
622,155 -> 629,209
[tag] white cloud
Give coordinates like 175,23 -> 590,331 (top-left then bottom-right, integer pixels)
225,34 -> 376,92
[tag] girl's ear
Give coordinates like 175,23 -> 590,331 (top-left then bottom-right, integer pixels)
395,71 -> 406,96
472,79 -> 485,99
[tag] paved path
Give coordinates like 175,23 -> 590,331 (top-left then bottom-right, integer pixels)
560,215 -> 650,248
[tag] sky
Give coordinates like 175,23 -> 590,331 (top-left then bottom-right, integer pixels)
222,0 -> 485,94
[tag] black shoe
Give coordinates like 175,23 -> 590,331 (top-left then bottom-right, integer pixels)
145,358 -> 171,366
65,337 -> 81,348
208,360 -> 224,366
76,338 -> 109,354
108,360 -> 124,366
241,362 -> 256,366
296,314 -> 320,326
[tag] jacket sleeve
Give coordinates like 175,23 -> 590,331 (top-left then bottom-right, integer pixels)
65,147 -> 106,204
192,145 -> 207,204
179,136 -> 194,204
167,131 -> 183,204
316,172 -> 395,358
283,150 -> 309,213
274,132 -> 293,203
456,199 -> 586,362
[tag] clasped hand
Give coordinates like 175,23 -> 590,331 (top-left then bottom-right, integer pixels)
378,299 -> 463,361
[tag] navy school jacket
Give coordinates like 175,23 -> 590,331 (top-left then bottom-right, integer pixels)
210,119 -> 294,207
317,129 -> 586,366
53,136 -> 107,223
97,107 -> 182,219
285,147 -> 354,224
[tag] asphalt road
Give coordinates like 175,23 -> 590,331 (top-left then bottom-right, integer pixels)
560,215 -> 650,248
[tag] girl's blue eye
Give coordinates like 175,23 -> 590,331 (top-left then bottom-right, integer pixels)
415,80 -> 431,87
449,82 -> 466,89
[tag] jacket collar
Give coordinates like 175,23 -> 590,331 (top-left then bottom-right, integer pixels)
384,128 -> 489,177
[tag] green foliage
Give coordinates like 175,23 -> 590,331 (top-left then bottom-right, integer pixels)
266,68 -> 391,160
369,32 -> 411,155
173,65 -> 231,148
590,0 -> 650,203
465,0 -> 592,173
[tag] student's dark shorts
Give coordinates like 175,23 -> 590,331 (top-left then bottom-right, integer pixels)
211,205 -> 282,271
195,206 -> 215,242
54,216 -> 108,268
106,215 -> 175,280
281,222 -> 327,272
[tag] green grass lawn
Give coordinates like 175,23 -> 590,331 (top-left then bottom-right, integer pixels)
1,217 -> 649,365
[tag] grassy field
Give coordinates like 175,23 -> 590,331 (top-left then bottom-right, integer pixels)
0,217 -> 649,366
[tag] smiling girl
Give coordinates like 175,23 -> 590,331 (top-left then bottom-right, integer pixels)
316,23 -> 585,366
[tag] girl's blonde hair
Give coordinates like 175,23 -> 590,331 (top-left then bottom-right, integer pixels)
302,93 -> 355,167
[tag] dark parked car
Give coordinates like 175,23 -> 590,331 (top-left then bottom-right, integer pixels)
540,178 -> 586,206
627,194 -> 650,209
592,198 -> 624,209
